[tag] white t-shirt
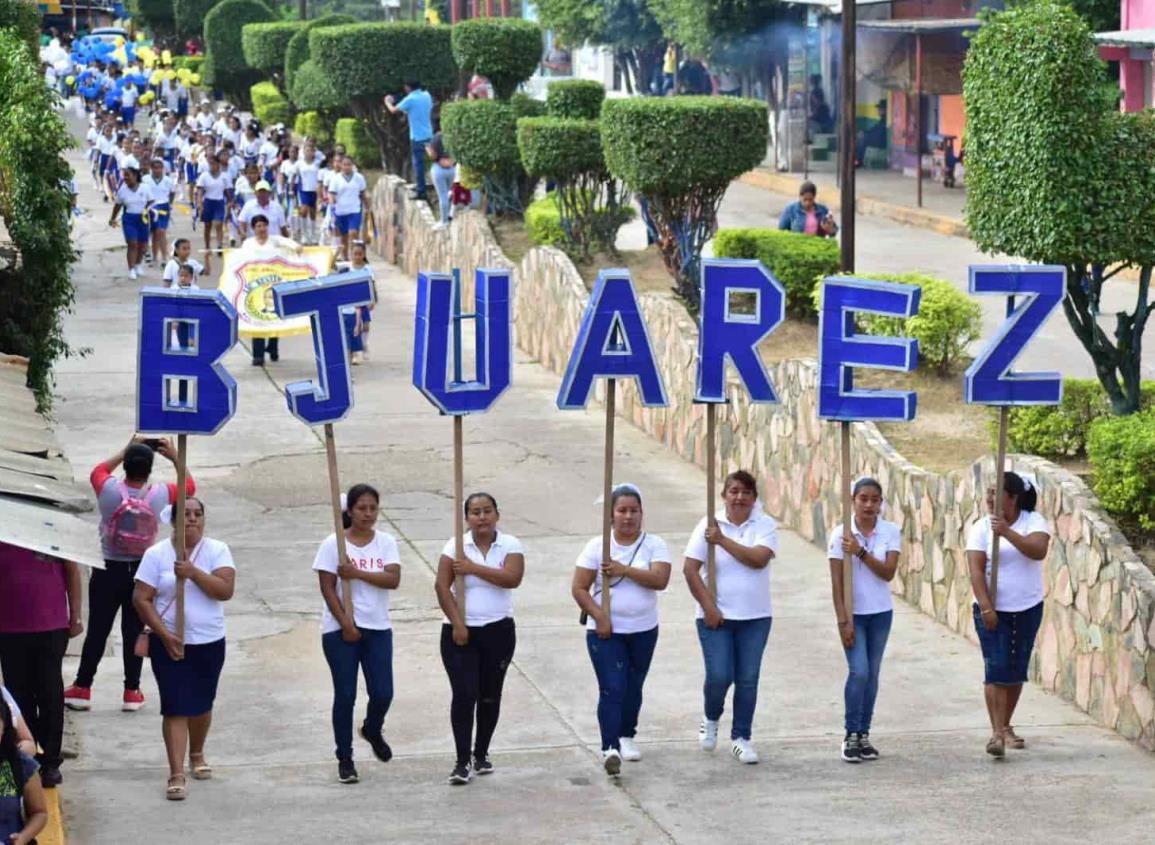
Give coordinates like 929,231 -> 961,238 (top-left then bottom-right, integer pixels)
97,134 -> 119,156
966,510 -> 1051,613
239,197 -> 286,233
116,150 -> 140,172
826,518 -> 902,615
297,157 -> 320,191
194,112 -> 214,132
115,183 -> 149,214
163,257 -> 204,285
143,173 -> 174,205
121,86 -> 137,107
259,140 -> 279,166
440,531 -> 522,626
311,531 -> 401,633
233,175 -> 257,206
576,532 -> 669,634
330,172 -> 367,215
684,511 -> 779,620
279,158 -> 297,185
196,170 -> 228,201
135,537 -> 236,645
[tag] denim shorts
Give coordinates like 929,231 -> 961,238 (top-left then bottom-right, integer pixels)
973,601 -> 1043,685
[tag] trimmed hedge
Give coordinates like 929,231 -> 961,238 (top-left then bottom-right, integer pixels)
451,18 -> 543,99
335,118 -> 377,169
311,23 -> 457,100
284,13 -> 354,93
290,59 -> 347,113
545,79 -> 604,119
1004,378 -> 1155,459
242,21 -> 303,76
294,110 -> 333,145
525,192 -> 635,249
442,99 -> 520,177
510,92 -> 546,119
713,228 -> 839,319
517,117 -> 604,179
251,81 -> 291,126
1087,411 -> 1155,530
175,0 -> 222,38
203,0 -> 275,104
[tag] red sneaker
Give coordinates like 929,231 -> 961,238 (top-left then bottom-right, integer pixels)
122,689 -> 145,712
64,685 -> 91,711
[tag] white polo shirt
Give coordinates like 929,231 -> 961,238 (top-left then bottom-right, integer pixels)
576,532 -> 669,634
826,518 -> 902,615
966,510 -> 1051,612
684,510 -> 778,620
330,172 -> 367,216
311,530 -> 401,633
239,197 -> 286,233
440,530 -> 522,627
135,537 -> 236,645
195,170 -> 228,201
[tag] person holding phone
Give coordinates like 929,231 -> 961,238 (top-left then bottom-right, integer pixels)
778,181 -> 838,238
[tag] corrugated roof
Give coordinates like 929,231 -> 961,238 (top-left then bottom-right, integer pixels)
858,17 -> 980,33
1095,28 -> 1155,48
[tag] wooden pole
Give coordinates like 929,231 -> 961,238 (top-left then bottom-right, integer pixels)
706,403 -> 718,601
324,423 -> 354,622
989,407 -> 1009,608
174,435 -> 188,644
600,379 -> 616,618
453,415 -> 466,619
839,0 -> 856,272
840,421 -> 854,617
915,33 -> 923,209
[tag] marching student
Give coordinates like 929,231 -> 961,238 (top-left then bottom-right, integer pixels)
194,154 -> 229,274
572,483 -> 670,778
967,471 -> 1051,758
435,493 -> 524,785
143,158 -> 175,273
827,477 -> 902,763
683,470 -> 777,765
108,166 -> 150,280
96,122 -> 118,201
348,240 -> 376,363
328,155 -> 367,262
162,239 -> 204,287
312,484 -> 401,785
295,142 -> 322,244
279,143 -> 300,240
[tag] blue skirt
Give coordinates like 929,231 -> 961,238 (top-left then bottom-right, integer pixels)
149,634 -> 226,716
973,601 -> 1043,686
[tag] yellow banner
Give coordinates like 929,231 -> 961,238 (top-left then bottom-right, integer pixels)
216,243 -> 335,338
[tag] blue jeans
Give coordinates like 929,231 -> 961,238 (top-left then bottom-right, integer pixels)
322,628 -> 393,760
431,162 -> 455,223
696,617 -> 772,740
411,138 -> 430,199
586,626 -> 659,751
843,610 -> 892,734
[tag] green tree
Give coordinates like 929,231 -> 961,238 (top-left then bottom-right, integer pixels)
129,0 -> 176,38
175,0 -> 225,39
647,0 -> 783,57
0,0 -> 40,55
451,18 -> 543,100
534,0 -> 664,94
964,1 -> 1154,415
203,0 -> 276,107
284,13 -> 354,92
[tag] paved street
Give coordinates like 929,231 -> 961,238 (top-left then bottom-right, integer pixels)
51,142 -> 1155,844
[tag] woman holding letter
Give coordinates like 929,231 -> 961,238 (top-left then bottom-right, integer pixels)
827,477 -> 901,763
683,470 -> 776,765
572,483 -> 670,778
435,493 -> 524,786
312,484 -> 401,785
966,471 -> 1050,758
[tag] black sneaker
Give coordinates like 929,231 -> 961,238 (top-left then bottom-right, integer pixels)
359,725 -> 392,763
39,765 -> 62,788
473,755 -> 494,776
841,732 -> 861,763
337,758 -> 359,784
857,733 -> 878,761
447,762 -> 472,785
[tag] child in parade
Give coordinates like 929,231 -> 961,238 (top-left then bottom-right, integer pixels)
108,167 -> 151,280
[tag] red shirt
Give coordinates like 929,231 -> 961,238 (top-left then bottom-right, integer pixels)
0,542 -> 70,633
90,463 -> 195,502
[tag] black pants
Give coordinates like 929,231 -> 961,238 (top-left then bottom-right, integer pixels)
439,617 -> 516,765
0,629 -> 69,767
252,337 -> 279,364
74,560 -> 143,691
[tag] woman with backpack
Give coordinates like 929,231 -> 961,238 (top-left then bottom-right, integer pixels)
65,436 -> 196,715
0,696 -> 47,845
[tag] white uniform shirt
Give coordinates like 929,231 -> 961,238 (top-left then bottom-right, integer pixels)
239,197 -> 286,233
826,518 -> 902,615
121,86 -> 137,107
115,183 -> 149,214
684,511 -> 779,620
143,173 -> 174,205
258,140 -> 279,166
311,531 -> 401,633
135,537 -> 235,645
163,257 -> 204,286
194,111 -> 214,133
330,172 -> 367,215
576,532 -> 669,634
97,134 -> 119,156
296,156 -> 320,191
966,510 -> 1051,612
196,170 -> 229,201
440,531 -> 522,627
233,175 -> 258,207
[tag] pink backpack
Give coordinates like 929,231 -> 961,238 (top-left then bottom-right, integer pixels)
103,483 -> 160,557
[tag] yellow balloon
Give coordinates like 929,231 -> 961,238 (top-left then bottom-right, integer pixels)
161,49 -> 172,64
165,70 -> 177,81
135,32 -> 144,42
115,36 -> 124,46
190,73 -> 201,86
139,91 -> 155,104
177,69 -> 191,81
150,70 -> 162,84
65,75 -> 75,85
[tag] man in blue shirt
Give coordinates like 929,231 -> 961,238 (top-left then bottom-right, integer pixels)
384,79 -> 434,200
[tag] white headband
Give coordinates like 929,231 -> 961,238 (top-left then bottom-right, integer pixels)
594,482 -> 643,506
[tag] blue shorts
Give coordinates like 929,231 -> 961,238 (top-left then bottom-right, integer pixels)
150,203 -> 171,231
177,100 -> 189,118
120,106 -> 136,125
335,212 -> 362,235
360,305 -> 372,323
973,601 -> 1043,686
164,149 -> 177,167
297,189 -> 317,208
122,212 -> 149,243
184,163 -> 197,184
98,153 -> 113,176
201,198 -> 226,222
263,167 -> 275,185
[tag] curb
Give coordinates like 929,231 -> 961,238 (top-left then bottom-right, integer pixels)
738,168 -> 971,240
40,785 -> 66,845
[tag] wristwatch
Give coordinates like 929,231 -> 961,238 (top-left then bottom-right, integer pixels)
855,547 -> 868,561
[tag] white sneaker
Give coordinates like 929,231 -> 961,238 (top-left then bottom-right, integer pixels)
129,267 -> 138,280
699,719 -> 719,752
618,737 -> 641,762
602,748 -> 621,777
432,221 -> 447,231
731,738 -> 760,764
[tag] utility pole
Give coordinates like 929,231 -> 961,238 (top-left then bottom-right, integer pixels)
839,0 -> 856,272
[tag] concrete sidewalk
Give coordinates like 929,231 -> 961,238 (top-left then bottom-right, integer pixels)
50,133 -> 1155,845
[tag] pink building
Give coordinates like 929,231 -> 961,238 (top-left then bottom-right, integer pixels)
1096,0 -> 1155,111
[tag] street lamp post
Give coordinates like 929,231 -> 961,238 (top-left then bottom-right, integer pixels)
839,0 -> 856,273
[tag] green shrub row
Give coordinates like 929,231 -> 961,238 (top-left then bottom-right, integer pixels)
1087,411 -> 1155,530
545,79 -> 605,119
290,59 -> 346,113
284,13 -> 354,93
713,228 -> 839,319
310,23 -> 458,101
442,99 -> 536,212
251,80 -> 291,126
170,56 -> 205,73
524,192 -> 635,249
335,118 -> 377,169
242,21 -> 302,76
294,110 -> 333,145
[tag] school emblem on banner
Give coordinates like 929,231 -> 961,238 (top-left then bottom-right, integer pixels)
216,244 -> 335,338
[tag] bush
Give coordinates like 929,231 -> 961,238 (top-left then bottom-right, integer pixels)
175,0 -> 223,38
713,228 -> 839,319
1087,411 -> 1155,530
525,192 -> 635,250
0,0 -> 40,55
284,12 -> 354,93
335,118 -> 377,169
442,99 -> 534,213
242,21 -> 302,78
451,18 -> 543,99
1003,379 -> 1155,459
814,272 -> 982,375
602,96 -> 768,305
0,29 -> 78,409
510,92 -> 546,119
251,81 -> 291,126
545,79 -> 604,119
294,110 -> 333,145
290,59 -> 347,113
203,0 -> 275,106
171,56 -> 205,74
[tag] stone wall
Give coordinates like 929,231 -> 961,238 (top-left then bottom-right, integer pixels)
370,175 -> 1155,749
